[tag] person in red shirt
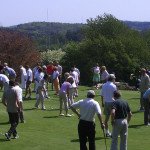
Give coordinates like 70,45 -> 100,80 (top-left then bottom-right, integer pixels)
46,62 -> 54,90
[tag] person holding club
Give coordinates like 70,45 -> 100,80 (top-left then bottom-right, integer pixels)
70,90 -> 105,150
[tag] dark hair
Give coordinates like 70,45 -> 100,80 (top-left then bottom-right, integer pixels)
114,91 -> 121,99
9,80 -> 15,86
87,94 -> 95,98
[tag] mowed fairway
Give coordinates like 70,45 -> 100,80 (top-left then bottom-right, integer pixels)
0,85 -> 150,150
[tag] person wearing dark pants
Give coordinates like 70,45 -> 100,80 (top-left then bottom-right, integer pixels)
78,120 -> 96,150
70,90 -> 105,150
8,112 -> 19,138
143,88 -> 150,126
2,80 -> 21,140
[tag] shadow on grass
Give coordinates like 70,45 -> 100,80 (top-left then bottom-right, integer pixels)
128,97 -> 139,100
0,122 -> 9,125
0,138 -> 8,142
46,108 -> 60,111
23,108 -> 37,111
129,124 -> 144,129
43,116 -> 59,119
23,98 -> 36,101
132,110 -> 143,114
71,137 -> 109,142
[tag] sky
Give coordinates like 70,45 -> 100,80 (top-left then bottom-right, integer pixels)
0,0 -> 150,27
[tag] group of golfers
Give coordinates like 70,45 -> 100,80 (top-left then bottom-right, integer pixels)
71,74 -> 132,150
1,61 -> 150,150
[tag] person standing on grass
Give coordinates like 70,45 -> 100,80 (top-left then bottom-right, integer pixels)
70,68 -> 79,97
35,74 -> 49,110
4,63 -> 16,81
100,66 -> 109,83
70,90 -> 105,150
139,68 -> 150,111
142,88 -> 150,126
34,67 -> 45,100
54,61 -> 63,86
92,63 -> 100,89
20,65 -> 27,89
46,61 -> 54,90
2,80 -> 21,140
64,72 -> 75,106
14,82 -> 25,123
24,65 -> 33,99
100,74 -> 117,137
52,67 -> 60,95
59,77 -> 73,117
110,91 -> 132,150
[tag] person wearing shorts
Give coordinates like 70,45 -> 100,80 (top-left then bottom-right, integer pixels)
100,74 -> 117,137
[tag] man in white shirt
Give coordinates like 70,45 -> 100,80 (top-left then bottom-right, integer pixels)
71,90 -> 105,150
20,65 -> 27,89
100,74 -> 117,137
14,82 -> 25,123
24,65 -> 33,99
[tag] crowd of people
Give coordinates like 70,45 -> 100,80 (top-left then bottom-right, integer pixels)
0,60 -> 150,150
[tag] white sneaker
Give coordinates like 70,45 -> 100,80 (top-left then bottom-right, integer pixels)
66,114 -> 72,117
59,113 -> 64,116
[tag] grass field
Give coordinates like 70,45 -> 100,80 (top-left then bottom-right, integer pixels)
0,85 -> 149,150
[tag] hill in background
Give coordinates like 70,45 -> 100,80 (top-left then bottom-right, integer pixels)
1,21 -> 150,51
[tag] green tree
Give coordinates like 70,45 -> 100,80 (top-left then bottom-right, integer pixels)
62,14 -> 150,85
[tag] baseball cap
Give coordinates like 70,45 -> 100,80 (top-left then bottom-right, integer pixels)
87,90 -> 95,96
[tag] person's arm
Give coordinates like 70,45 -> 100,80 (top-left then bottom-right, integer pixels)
111,108 -> 116,125
127,111 -> 132,124
126,102 -> 132,124
19,101 -> 23,111
70,106 -> 81,118
97,113 -> 105,129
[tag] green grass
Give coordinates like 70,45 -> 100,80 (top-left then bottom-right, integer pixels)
0,85 -> 149,150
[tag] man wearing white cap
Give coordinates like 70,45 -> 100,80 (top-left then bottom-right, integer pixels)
70,90 -> 105,150
100,74 -> 117,137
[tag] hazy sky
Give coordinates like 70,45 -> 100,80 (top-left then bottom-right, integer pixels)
0,0 -> 150,27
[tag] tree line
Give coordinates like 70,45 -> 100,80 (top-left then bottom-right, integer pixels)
1,14 -> 150,85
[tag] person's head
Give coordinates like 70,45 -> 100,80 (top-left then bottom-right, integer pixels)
25,65 -> 29,70
70,68 -> 75,72
108,74 -> 116,82
9,80 -> 15,87
64,72 -> 70,80
87,90 -> 95,98
66,77 -> 74,84
53,66 -> 58,71
4,62 -> 8,67
38,67 -> 43,73
101,66 -> 106,71
114,91 -> 121,99
53,61 -> 59,66
141,68 -> 146,75
42,65 -> 47,70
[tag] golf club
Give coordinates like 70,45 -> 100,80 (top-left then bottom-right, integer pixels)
102,128 -> 108,150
